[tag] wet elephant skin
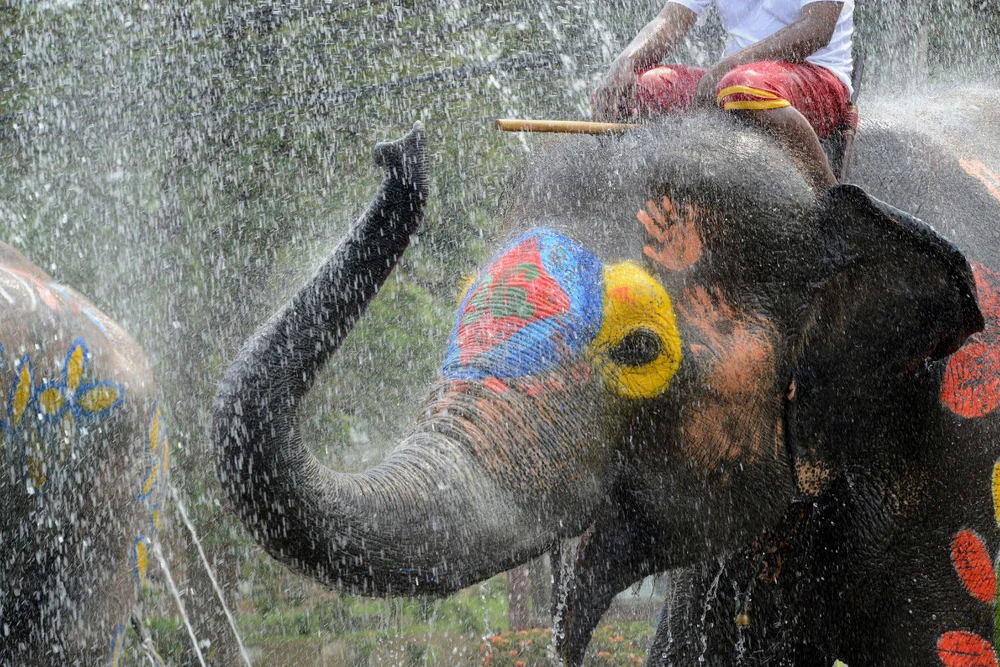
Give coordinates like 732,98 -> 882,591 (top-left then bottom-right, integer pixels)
213,113 -> 988,666
641,116 -> 1000,664
0,243 -> 165,665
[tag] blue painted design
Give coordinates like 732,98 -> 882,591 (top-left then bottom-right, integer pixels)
137,404 -> 168,502
47,283 -> 109,334
149,503 -> 162,534
73,380 -> 125,420
35,338 -> 124,424
34,340 -> 85,423
6,339 -> 126,492
442,229 -> 603,380
111,623 -> 125,666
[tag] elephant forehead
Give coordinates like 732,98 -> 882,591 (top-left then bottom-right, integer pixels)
441,229 -> 603,380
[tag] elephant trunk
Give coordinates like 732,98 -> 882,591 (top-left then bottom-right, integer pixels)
213,124 -> 572,595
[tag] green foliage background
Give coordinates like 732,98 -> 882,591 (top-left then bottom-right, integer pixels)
0,0 -> 997,663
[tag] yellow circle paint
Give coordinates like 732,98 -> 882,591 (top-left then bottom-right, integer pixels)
590,262 -> 682,399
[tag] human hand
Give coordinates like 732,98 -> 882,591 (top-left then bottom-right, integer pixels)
592,62 -> 637,122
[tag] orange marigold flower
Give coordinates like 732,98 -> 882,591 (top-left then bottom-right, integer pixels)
515,662 -> 525,667
518,630 -> 528,636
509,650 -> 518,657
597,651 -> 612,658
490,636 -> 504,644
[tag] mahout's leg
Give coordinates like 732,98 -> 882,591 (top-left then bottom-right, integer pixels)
739,106 -> 837,191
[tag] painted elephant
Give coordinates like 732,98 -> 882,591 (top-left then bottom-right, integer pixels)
0,242 -> 168,665
213,112 -> 990,666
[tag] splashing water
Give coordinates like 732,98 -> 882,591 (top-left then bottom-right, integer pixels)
151,539 -> 208,667
697,558 -> 727,664
0,1 -> 997,664
172,484 -> 253,667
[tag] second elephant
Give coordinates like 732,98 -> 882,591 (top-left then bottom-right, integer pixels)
0,242 -> 168,665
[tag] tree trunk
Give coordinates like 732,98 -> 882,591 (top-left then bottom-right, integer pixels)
507,565 -> 531,631
528,555 -> 553,627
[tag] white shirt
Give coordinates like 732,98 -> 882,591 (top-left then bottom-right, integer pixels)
667,0 -> 854,94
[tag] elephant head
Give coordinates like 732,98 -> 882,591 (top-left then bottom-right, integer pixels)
0,242 -> 166,664
213,117 -> 981,661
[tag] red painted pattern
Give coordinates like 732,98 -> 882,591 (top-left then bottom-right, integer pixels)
943,263 -> 1000,418
519,377 -> 547,397
456,238 -> 570,365
938,631 -> 998,667
0,265 -> 64,312
481,377 -> 509,394
951,530 -> 997,604
638,196 -> 702,273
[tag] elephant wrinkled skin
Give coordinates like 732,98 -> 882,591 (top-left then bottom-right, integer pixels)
0,242 -> 166,665
213,110 -> 997,665
642,98 -> 1000,666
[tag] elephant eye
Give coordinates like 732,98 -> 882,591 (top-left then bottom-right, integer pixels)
608,328 -> 662,367
593,261 -> 682,399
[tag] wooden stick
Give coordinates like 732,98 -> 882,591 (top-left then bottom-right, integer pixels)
838,52 -> 865,184
495,119 -> 639,135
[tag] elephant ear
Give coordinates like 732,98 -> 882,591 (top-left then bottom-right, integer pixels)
786,184 -> 984,498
